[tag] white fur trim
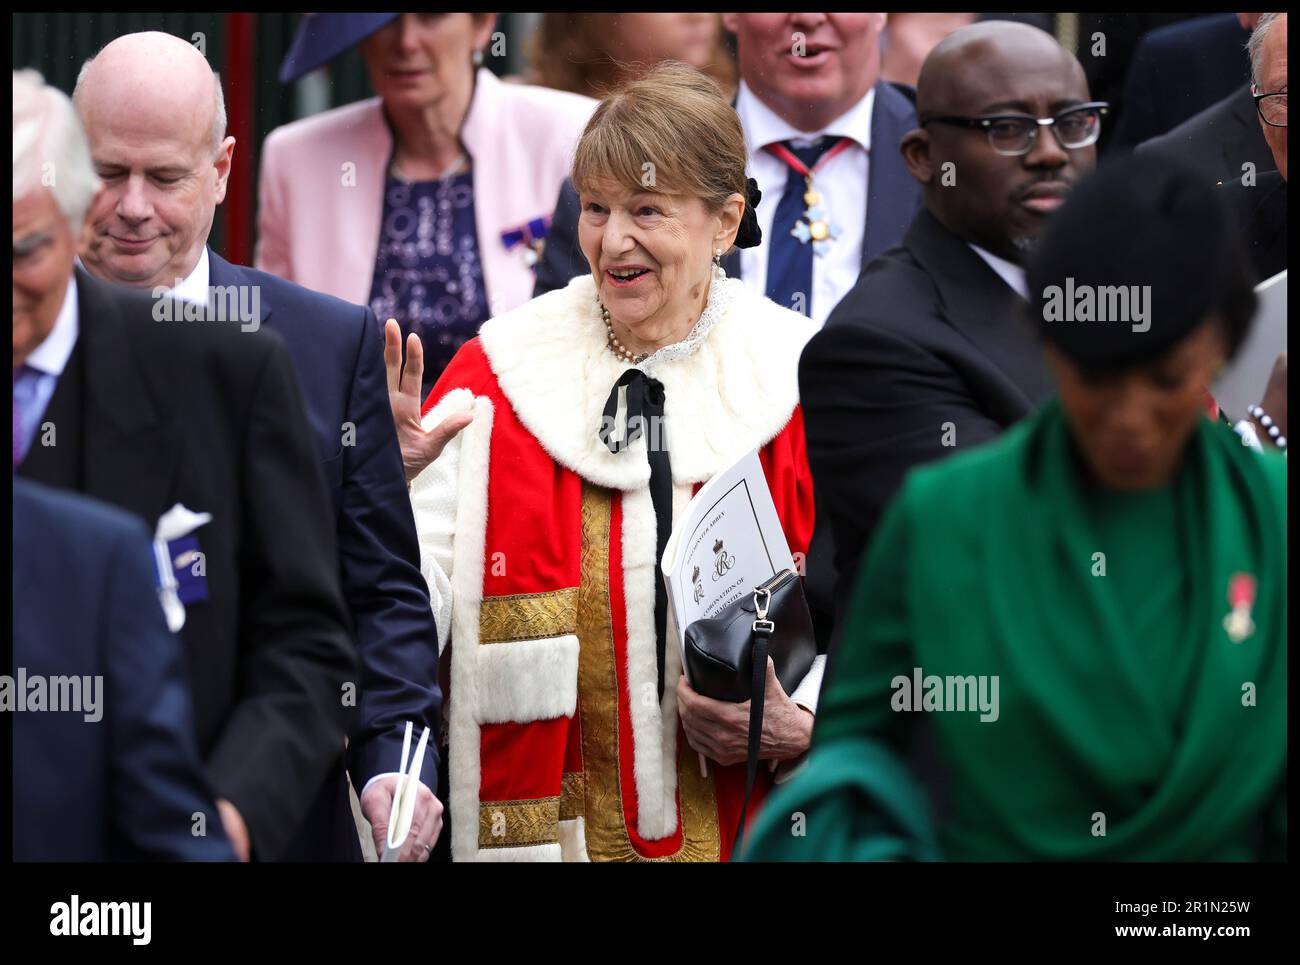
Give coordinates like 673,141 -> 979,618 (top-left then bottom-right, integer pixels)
558,817 -> 590,861
439,396 -> 494,863
420,386 -> 477,430
609,480 -> 701,841
410,388 -> 476,655
657,610 -> 687,833
660,482 -> 694,803
619,484 -> 671,839
477,843 -> 563,862
475,635 -> 580,724
477,275 -> 815,491
790,653 -> 827,714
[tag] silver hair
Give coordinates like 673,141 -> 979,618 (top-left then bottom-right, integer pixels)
73,49 -> 227,157
1248,12 -> 1285,89
12,68 -> 102,231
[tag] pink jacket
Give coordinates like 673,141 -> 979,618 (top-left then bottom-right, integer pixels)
255,69 -> 595,315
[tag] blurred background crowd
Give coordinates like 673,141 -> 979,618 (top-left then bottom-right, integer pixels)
11,12 -> 1280,267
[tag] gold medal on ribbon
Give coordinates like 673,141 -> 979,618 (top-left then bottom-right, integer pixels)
772,140 -> 852,255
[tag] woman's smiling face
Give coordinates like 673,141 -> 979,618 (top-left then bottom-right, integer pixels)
577,177 -> 725,343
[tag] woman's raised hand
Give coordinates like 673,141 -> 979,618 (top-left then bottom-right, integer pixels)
384,319 -> 474,483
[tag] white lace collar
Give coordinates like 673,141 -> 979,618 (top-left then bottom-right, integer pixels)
616,272 -> 736,374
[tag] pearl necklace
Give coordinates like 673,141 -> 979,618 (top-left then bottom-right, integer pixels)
600,303 -> 649,364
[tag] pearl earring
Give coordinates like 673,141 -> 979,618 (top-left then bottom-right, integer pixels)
713,248 -> 725,279
472,49 -> 484,67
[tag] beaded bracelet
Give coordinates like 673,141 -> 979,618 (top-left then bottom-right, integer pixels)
1247,403 -> 1287,450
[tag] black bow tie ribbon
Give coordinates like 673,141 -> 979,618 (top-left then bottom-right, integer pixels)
600,368 -> 673,702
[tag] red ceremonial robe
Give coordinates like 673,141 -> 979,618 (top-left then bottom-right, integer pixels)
411,274 -> 819,861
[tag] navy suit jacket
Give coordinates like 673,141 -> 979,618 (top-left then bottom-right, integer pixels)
1110,14 -> 1252,150
12,478 -> 237,861
207,252 -> 442,801
533,81 -> 922,299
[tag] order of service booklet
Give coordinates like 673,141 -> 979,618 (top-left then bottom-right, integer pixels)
660,448 -> 795,677
1212,269 -> 1287,419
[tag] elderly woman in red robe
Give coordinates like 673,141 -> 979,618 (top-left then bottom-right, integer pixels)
394,64 -> 825,861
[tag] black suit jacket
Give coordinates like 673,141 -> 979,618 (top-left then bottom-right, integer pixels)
1136,85 -> 1275,184
533,81 -> 922,298
1110,14 -> 1252,150
1218,170 -> 1288,282
18,268 -> 357,861
800,208 -> 1053,620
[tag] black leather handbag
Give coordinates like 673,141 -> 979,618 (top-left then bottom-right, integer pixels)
682,568 -> 816,854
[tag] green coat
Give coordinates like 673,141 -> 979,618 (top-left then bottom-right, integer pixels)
744,403 -> 1286,861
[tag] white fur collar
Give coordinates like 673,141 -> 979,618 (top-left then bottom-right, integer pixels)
478,274 -> 816,490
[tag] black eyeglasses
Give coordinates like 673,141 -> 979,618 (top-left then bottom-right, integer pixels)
921,102 -> 1110,156
1253,91 -> 1287,128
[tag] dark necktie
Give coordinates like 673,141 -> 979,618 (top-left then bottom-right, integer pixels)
764,138 -> 837,315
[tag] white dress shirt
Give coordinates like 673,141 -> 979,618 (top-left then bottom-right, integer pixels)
736,81 -> 875,328
26,274 -> 80,376
170,247 -> 210,304
73,248 -> 209,302
968,243 -> 1030,301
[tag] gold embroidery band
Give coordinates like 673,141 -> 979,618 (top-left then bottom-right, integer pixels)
478,797 -> 561,849
479,587 -> 579,644
576,483 -> 721,861
560,772 -> 587,822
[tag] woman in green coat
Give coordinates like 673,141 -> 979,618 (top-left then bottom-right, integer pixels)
744,156 -> 1286,861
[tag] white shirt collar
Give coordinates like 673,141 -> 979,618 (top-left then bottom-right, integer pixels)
170,247 -> 210,305
736,80 -> 875,154
968,243 -> 1029,301
26,273 -> 79,377
72,248 -> 210,303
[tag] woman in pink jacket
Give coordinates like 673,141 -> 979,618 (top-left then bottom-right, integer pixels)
257,13 -> 595,390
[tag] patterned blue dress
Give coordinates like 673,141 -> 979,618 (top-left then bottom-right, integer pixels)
368,169 -> 491,393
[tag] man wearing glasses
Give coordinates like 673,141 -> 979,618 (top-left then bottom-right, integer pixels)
800,20 -> 1101,626
1135,15 -> 1272,185
1220,11 -> 1287,281
1250,13 -> 1288,182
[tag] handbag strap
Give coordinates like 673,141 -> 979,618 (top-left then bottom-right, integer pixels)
731,622 -> 770,858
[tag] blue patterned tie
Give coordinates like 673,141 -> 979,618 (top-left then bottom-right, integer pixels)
764,138 -> 837,316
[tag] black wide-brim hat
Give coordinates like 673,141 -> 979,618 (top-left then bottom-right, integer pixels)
279,13 -> 400,83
